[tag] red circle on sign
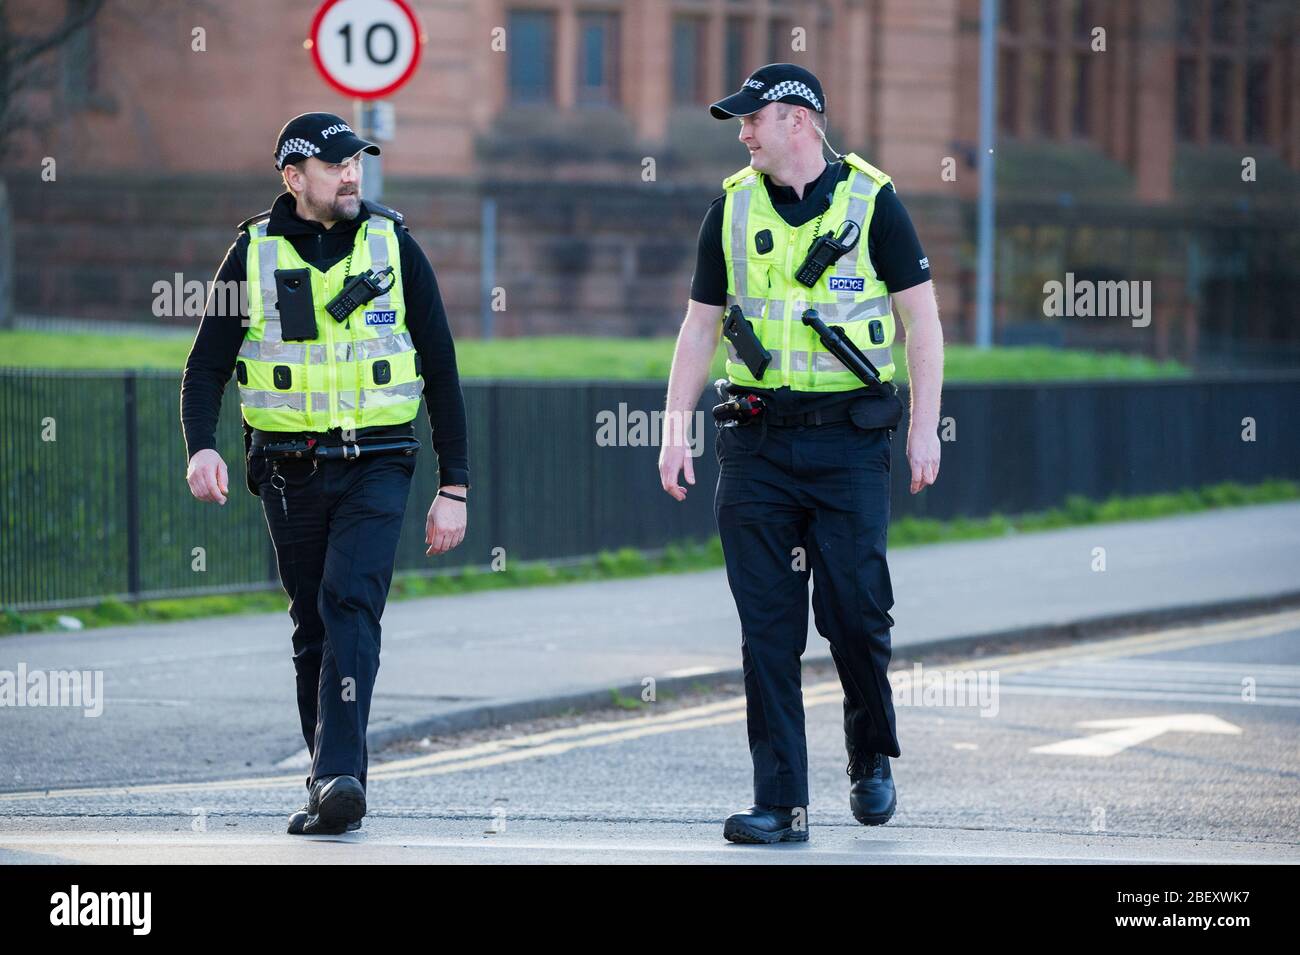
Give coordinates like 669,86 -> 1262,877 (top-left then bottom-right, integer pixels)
309,0 -> 423,100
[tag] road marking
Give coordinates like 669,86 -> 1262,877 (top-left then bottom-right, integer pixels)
995,685 -> 1300,706
1,610 -> 1295,802
1030,714 -> 1242,757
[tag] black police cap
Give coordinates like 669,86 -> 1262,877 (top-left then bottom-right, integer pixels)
709,63 -> 826,119
274,112 -> 381,170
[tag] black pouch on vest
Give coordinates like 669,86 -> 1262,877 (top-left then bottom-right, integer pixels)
849,382 -> 903,432
274,268 -> 317,341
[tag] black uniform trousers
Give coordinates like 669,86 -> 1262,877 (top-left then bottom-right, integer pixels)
249,447 -> 416,791
714,415 -> 901,808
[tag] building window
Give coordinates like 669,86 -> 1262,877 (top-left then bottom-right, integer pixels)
61,0 -> 102,109
1037,52 -> 1057,137
768,18 -> 793,61
1071,54 -> 1091,138
725,17 -> 749,93
1000,0 -> 1096,142
1176,58 -> 1199,141
508,10 -> 556,104
1177,0 -> 1203,43
998,49 -> 1019,136
577,11 -> 619,106
1210,0 -> 1236,41
1244,59 -> 1270,142
1174,0 -> 1289,148
1209,57 -> 1233,140
672,15 -> 707,105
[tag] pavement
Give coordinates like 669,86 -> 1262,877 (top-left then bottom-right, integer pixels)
2,500 -> 1298,795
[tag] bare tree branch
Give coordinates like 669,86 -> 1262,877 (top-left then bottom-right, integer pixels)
8,0 -> 107,69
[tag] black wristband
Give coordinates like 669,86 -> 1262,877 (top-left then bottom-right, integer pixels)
438,490 -> 467,503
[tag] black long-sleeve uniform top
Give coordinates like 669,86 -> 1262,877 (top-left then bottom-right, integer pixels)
180,192 -> 470,489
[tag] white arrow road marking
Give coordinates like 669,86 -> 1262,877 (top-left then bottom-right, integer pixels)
1030,713 -> 1242,757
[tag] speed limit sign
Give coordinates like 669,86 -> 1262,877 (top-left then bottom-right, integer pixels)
309,0 -> 423,100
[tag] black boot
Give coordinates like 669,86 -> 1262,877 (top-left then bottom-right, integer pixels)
289,774 -> 366,835
723,804 -> 809,844
849,752 -> 896,825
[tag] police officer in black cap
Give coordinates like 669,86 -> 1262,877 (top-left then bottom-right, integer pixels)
181,112 -> 470,835
658,65 -> 944,843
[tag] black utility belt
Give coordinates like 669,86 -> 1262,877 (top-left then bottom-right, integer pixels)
763,403 -> 857,428
714,379 -> 887,429
712,394 -> 857,429
250,432 -> 420,461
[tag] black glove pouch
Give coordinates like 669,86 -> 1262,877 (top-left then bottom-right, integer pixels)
849,382 -> 903,433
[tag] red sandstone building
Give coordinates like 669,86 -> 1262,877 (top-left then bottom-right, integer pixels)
4,0 -> 1298,366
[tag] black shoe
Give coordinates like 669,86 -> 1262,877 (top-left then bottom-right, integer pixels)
849,752 -> 897,825
287,803 -> 361,834
723,804 -> 809,844
290,774 -> 366,835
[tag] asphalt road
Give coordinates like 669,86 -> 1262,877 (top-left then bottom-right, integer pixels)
2,610 -> 1297,864
2,501 -> 1298,794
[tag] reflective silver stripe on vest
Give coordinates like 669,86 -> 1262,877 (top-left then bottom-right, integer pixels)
727,296 -> 886,325
237,340 -> 330,364
239,388 -> 306,411
348,331 -> 413,361
257,238 -> 281,335
725,294 -> 777,322
328,331 -> 415,362
816,296 -> 891,323
241,381 -> 420,414
366,224 -> 393,309
833,171 -> 881,280
240,331 -> 414,366
812,347 -> 893,373
726,345 -> 890,376
728,188 -> 753,298
361,380 -> 424,408
725,340 -> 782,372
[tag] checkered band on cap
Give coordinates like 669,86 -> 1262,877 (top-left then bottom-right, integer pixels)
761,80 -> 822,112
277,137 -> 321,168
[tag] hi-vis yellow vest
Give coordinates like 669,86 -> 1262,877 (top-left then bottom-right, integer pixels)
236,208 -> 423,433
722,152 -> 896,390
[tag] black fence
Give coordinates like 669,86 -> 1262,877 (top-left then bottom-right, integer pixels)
2,368 -> 1297,611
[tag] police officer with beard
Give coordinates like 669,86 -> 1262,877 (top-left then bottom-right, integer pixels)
181,112 -> 470,835
658,66 -> 944,843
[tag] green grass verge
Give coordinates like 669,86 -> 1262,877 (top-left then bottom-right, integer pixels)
2,479 -> 1293,637
0,330 -> 1186,383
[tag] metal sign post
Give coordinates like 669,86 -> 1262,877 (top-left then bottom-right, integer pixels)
308,0 -> 424,201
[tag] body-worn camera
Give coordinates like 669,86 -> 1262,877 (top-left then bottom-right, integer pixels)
324,266 -> 396,323
722,305 -> 772,379
795,220 -> 861,288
